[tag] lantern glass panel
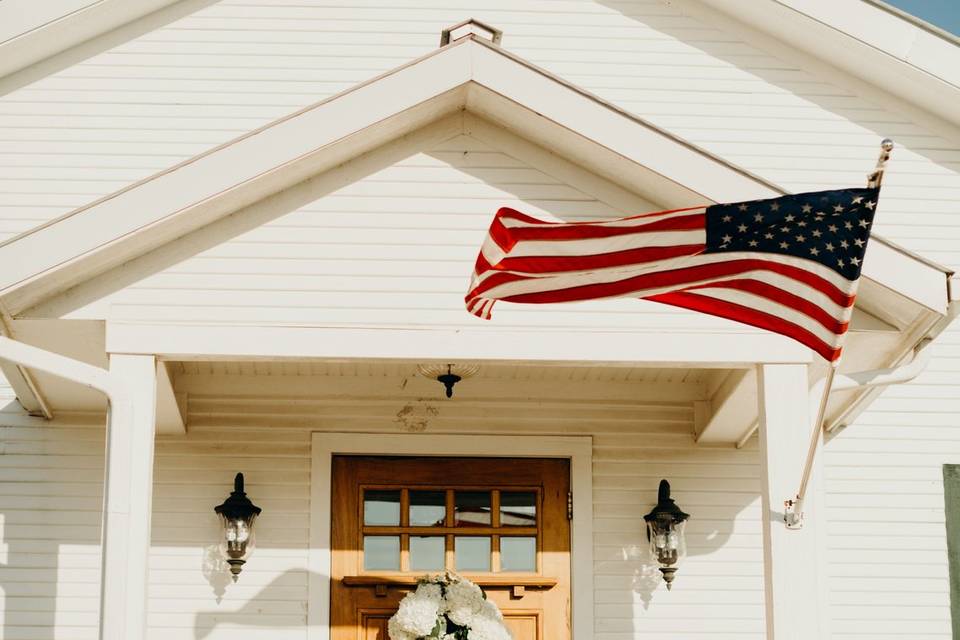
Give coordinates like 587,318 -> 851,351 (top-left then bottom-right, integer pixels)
218,512 -> 258,562
647,519 -> 686,567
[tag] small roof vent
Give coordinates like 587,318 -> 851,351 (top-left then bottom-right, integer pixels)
440,19 -> 503,47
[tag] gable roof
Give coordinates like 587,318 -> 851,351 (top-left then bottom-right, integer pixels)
0,33 -> 951,322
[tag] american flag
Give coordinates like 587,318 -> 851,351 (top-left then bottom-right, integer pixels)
465,187 -> 880,361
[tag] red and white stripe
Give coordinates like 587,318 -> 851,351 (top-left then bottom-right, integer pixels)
465,207 -> 858,361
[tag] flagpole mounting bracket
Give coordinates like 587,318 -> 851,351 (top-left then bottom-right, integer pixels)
784,496 -> 804,529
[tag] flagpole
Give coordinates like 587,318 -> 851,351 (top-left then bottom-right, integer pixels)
783,138 -> 893,529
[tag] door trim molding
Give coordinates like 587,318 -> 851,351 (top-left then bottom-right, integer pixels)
308,432 -> 593,640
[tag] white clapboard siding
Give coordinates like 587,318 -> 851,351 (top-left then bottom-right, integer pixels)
0,410 -> 105,640
43,129 -> 782,339
0,0 -> 958,265
0,376 -> 768,640
823,327 -> 960,640
1,1 -> 960,639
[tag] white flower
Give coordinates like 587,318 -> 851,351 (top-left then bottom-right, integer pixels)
387,615 -> 416,640
390,583 -> 443,638
467,615 -> 512,640
389,573 -> 510,640
444,577 -> 485,626
474,598 -> 503,623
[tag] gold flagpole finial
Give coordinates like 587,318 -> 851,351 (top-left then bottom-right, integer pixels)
867,138 -> 894,188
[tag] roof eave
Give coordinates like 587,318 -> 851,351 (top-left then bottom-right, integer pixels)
699,0 -> 960,129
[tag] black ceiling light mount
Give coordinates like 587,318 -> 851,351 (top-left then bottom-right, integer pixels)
416,363 -> 480,398
643,479 -> 690,590
437,366 -> 461,398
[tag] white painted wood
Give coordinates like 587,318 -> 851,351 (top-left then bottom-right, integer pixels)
308,433 -> 593,640
0,0 -> 184,79
102,354 -> 157,640
695,368 -> 757,444
0,43 -> 471,308
468,39 -> 777,204
155,361 -> 185,435
757,363 -> 827,639
4,32 -> 945,320
0,335 -> 114,396
0,362 -> 772,640
0,3 -> 958,639
105,321 -> 812,366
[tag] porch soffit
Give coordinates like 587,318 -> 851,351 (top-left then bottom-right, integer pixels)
0,34 -> 950,320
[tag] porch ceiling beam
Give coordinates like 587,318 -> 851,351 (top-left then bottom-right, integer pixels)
0,310 -> 53,418
694,368 -> 758,444
155,361 -> 186,435
105,322 -> 812,366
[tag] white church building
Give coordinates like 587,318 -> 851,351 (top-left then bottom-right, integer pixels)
0,1 -> 959,639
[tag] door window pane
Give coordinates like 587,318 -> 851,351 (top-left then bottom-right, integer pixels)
455,491 -> 491,526
363,536 -> 400,570
410,491 -> 446,527
364,490 -> 400,526
500,491 -> 537,527
455,536 -> 491,571
500,537 -> 536,572
410,536 -> 445,571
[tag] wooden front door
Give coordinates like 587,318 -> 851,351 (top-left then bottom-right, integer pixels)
331,456 -> 571,640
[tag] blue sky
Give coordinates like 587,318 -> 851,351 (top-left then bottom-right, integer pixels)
884,0 -> 960,36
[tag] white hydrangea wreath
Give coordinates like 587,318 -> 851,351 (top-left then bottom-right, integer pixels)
387,572 -> 512,640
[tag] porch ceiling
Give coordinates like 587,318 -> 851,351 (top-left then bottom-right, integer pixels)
172,360 -> 710,385
168,358 -> 712,438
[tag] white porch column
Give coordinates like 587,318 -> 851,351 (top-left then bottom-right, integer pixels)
757,364 -> 827,639
100,354 -> 158,640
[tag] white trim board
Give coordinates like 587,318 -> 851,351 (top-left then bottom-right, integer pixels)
307,433 -> 594,640
105,321 -> 813,366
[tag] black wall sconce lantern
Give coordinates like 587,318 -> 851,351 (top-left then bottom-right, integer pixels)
215,473 -> 262,582
644,479 -> 690,590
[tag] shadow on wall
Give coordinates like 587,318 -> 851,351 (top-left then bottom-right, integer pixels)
193,569 -> 317,640
0,401 -> 106,640
0,400 -> 765,639
592,0 -> 959,177
191,496 -> 766,639
600,480 -> 765,612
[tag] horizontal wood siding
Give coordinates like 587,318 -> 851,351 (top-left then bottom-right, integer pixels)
0,409 -> 104,640
48,128 -> 781,338
0,0 -> 957,265
0,378 -> 767,639
823,328 -> 960,640
1,0 -> 960,638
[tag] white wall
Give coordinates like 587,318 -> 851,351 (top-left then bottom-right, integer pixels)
0,371 -> 768,640
823,332 -> 960,640
2,0 -> 959,264
1,1 -> 960,639
0,410 -> 104,640
36,126 -> 789,342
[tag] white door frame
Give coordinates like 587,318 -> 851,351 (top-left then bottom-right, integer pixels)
307,432 -> 594,640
